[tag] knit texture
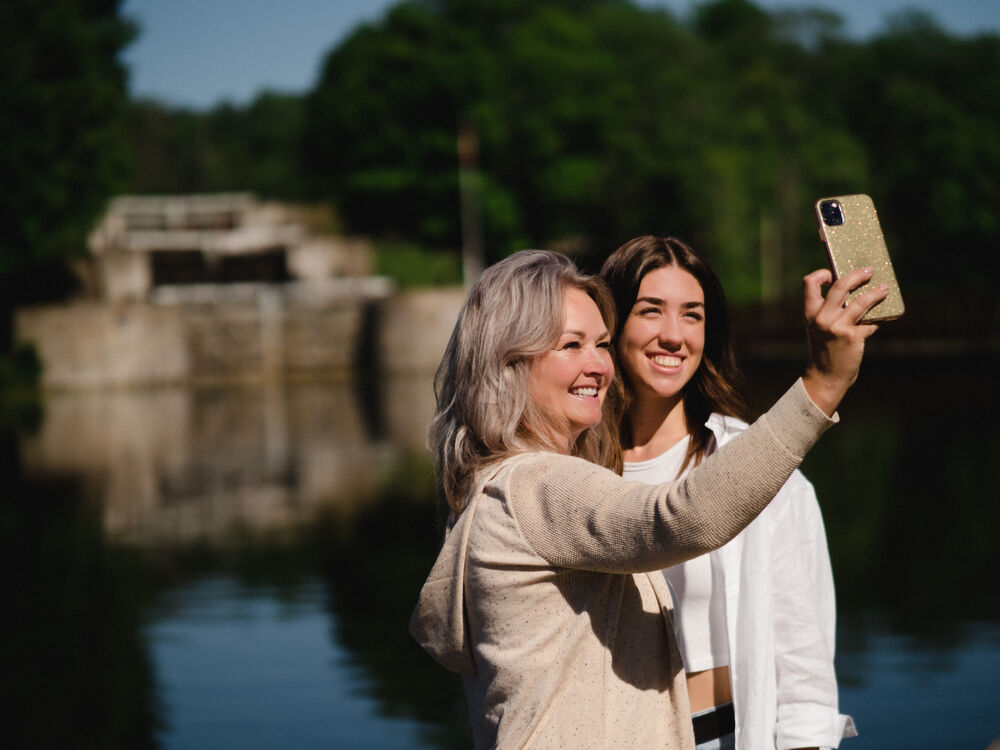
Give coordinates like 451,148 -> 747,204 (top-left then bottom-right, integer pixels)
411,379 -> 835,749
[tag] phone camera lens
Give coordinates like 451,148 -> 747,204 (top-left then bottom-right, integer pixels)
820,200 -> 845,226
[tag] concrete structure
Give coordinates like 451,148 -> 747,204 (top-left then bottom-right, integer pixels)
15,279 -> 395,388
13,193 -> 468,544
375,287 -> 466,375
87,193 -> 372,301
14,193 -> 465,388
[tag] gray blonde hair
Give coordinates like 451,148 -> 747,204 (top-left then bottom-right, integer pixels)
428,250 -> 620,516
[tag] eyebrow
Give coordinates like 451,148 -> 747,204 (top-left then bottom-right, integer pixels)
563,328 -> 611,339
634,296 -> 705,309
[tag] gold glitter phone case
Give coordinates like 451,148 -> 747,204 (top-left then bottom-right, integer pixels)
814,193 -> 905,322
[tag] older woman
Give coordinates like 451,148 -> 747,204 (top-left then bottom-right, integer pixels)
411,249 -> 884,749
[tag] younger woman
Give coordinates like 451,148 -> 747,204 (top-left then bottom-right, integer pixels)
601,236 -> 857,750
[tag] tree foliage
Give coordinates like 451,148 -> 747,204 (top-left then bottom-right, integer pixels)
0,0 -> 134,281
125,92 -> 306,200
802,11 -> 1000,294
299,0 -> 999,300
7,0 -> 996,309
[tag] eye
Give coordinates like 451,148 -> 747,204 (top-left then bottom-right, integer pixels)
637,306 -> 661,317
597,341 -> 612,350
560,340 -> 581,350
683,311 -> 704,322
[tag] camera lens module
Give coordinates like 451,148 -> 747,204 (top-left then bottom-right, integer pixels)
820,200 -> 845,226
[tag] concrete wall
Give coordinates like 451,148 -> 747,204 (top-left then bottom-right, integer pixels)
376,287 -> 465,375
13,285 -> 468,543
15,302 -> 191,388
14,284 -> 465,389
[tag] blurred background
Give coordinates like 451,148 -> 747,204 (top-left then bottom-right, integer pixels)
1,0 -> 998,748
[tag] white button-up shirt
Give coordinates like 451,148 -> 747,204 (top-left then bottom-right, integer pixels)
623,413 -> 856,750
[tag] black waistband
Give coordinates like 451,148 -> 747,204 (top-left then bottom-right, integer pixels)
692,701 -> 735,745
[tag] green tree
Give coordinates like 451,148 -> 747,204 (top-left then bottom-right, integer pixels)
806,11 -> 1000,296
304,2 -> 482,249
301,0 -> 872,292
0,0 -> 135,330
125,93 -> 306,200
678,0 -> 873,300
302,0 -> 1000,305
305,0 -> 687,260
125,100 -> 216,194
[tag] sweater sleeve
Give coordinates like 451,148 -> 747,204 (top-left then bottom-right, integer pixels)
508,379 -> 836,573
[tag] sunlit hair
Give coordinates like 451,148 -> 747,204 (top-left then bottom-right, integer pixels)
428,250 -> 619,516
600,235 -> 749,472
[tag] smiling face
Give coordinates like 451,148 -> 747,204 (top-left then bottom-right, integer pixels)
529,286 -> 614,451
618,265 -> 705,408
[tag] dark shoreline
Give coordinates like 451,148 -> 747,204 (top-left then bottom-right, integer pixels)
732,295 -> 1000,362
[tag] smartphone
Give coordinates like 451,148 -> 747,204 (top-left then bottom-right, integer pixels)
814,193 -> 904,322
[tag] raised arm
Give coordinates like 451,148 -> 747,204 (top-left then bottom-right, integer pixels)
510,381 -> 832,573
801,266 -> 887,416
510,266 -> 888,573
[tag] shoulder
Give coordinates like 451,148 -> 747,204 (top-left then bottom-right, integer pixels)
493,451 -> 617,492
705,413 -> 749,444
706,412 -> 820,513
756,468 -> 826,544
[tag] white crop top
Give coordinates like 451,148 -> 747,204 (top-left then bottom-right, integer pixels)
623,435 -> 729,673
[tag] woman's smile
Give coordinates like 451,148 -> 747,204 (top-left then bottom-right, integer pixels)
619,266 -> 705,404
530,287 -> 614,450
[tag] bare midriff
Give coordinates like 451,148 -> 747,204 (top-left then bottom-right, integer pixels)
685,665 -> 733,713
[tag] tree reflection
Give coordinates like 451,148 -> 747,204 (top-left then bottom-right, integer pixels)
746,354 -> 1000,663
0,437 -> 163,749
802,356 -> 1000,629
314,449 -> 470,749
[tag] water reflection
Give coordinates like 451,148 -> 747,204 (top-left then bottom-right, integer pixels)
18,378 -> 431,545
3,359 -> 999,749
4,375 -> 467,750
745,356 -> 1000,750
149,577 -> 437,750
1,466 -> 161,750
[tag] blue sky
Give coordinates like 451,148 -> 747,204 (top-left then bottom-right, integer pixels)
121,0 -> 1000,110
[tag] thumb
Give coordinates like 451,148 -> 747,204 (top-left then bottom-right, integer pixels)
802,269 -> 833,319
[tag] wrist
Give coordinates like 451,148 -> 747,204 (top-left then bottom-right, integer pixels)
801,367 -> 848,417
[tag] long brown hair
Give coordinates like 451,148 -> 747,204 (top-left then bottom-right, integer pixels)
600,235 -> 749,471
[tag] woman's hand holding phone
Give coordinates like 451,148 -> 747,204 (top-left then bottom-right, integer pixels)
801,266 -> 887,416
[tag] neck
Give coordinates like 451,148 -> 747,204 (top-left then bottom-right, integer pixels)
533,423 -> 579,456
624,393 -> 689,462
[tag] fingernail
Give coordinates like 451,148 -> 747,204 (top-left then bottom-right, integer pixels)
880,283 -> 889,291
863,266 -> 874,274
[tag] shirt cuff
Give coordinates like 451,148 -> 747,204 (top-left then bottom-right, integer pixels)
776,703 -> 856,749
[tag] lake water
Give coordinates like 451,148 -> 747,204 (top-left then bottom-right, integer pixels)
2,356 -> 998,749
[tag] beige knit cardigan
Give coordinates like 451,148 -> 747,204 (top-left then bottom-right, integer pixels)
411,379 -> 836,749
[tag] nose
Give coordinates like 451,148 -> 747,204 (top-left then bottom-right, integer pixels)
658,315 -> 683,347
584,344 -> 614,380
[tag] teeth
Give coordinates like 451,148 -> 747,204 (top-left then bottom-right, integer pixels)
652,355 -> 682,367
571,387 -> 598,397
